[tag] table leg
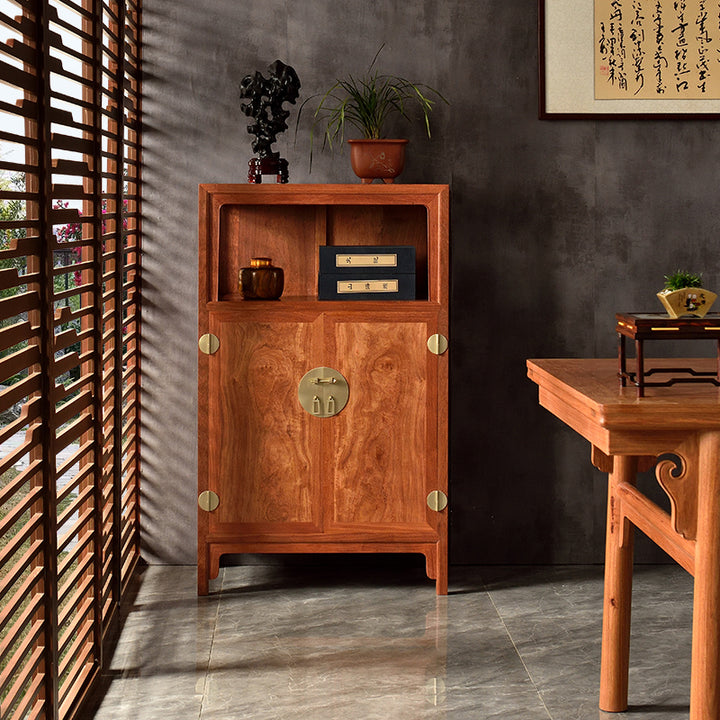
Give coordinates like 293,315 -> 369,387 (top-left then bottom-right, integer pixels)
635,339 -> 645,397
618,333 -> 627,387
600,455 -> 637,713
689,431 -> 720,720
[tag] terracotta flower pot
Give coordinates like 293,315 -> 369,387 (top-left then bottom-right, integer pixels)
657,287 -> 717,318
347,139 -> 408,184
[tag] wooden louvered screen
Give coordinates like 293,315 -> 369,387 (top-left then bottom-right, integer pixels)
0,1 -> 141,719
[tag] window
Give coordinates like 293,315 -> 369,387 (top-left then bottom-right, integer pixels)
0,1 -> 141,718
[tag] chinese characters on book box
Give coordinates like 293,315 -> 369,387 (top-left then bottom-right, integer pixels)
595,0 -> 720,99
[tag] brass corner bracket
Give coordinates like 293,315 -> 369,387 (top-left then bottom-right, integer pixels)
199,333 -> 220,355
427,490 -> 448,512
427,334 -> 448,355
198,490 -> 220,512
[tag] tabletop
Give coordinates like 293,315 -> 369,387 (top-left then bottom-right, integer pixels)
527,358 -> 720,455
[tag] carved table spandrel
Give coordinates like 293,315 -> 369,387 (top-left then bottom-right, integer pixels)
527,358 -> 720,720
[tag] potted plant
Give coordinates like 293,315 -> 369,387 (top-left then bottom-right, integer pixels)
298,45 -> 448,183
657,270 -> 717,318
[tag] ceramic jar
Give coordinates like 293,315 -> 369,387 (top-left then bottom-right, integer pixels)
238,257 -> 284,300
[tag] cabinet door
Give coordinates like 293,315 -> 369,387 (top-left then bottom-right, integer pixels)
206,311 -> 324,537
324,311 -> 445,539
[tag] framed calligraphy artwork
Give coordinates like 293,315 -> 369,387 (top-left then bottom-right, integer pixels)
539,0 -> 720,117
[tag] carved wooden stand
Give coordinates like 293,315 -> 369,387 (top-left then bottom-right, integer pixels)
528,358 -> 720,720
616,312 -> 720,397
247,154 -> 289,184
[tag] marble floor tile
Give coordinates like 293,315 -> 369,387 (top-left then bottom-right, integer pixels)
78,562 -> 695,720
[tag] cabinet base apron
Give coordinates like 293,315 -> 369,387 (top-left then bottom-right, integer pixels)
198,540 -> 448,596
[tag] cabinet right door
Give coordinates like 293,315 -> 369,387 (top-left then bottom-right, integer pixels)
323,309 -> 446,541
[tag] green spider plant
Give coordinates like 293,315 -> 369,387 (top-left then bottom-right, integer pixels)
662,270 -> 703,291
297,45 -> 448,164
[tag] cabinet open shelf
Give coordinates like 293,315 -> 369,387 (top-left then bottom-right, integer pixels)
200,184 -> 448,305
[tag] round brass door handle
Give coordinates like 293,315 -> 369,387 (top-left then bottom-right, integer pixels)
298,367 -> 349,418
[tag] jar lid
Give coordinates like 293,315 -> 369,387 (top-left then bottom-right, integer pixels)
250,257 -> 272,267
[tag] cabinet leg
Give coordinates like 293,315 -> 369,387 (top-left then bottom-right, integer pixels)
436,540 -> 448,595
599,455 -> 636,713
425,542 -> 448,595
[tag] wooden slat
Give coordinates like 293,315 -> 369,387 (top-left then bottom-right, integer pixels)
58,562 -> 93,617
0,343 -> 41,384
0,568 -> 43,636
50,132 -> 94,155
54,371 -> 93,403
0,58 -> 38,92
56,463 -> 93,510
58,0 -> 92,20
57,529 -> 93,579
0,320 -> 35,353
0,537 -> 43,603
0,438 -> 38,483
0,234 -> 41,258
53,302 -> 94,328
8,671 -> 44,720
56,439 -> 93,483
0,37 -> 37,64
52,183 -> 92,200
55,410 -> 93,452
0,290 -> 41,322
52,347 -> 93,379
54,388 -> 92,427
58,625 -> 93,685
57,507 -> 93,554
54,324 -> 93,354
0,267 -> 37,293
53,279 -> 94,303
0,404 -> 41,446
51,157 -> 92,176
0,372 -> 41,412
0,485 -> 42,540
59,649 -> 94,716
0,645 -> 44,718
0,597 -> 44,669
58,597 -> 93,656
0,623 -> 44,698
57,485 -> 93,530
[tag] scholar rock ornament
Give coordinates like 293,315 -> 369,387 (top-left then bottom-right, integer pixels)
239,60 -> 301,183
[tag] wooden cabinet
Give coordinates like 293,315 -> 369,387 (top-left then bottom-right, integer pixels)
197,184 -> 449,594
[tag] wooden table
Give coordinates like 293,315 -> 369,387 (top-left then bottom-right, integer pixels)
527,358 -> 720,720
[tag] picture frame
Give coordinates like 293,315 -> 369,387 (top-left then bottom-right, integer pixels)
538,0 -> 720,118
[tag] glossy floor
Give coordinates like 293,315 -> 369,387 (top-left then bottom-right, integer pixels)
80,561 -> 693,720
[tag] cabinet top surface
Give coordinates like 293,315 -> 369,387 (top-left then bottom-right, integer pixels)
527,358 -> 720,429
199,183 -> 449,204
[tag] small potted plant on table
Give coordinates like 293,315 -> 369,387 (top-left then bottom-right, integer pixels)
298,46 -> 448,183
657,270 -> 717,318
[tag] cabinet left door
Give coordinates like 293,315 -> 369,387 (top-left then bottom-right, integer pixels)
198,309 -> 325,592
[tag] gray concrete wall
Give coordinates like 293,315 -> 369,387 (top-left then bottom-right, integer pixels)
140,0 -> 720,565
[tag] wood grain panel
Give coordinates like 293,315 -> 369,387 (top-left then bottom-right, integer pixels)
327,318 -> 432,527
207,315 -> 323,531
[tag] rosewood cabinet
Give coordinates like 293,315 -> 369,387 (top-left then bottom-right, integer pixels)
197,184 -> 449,594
